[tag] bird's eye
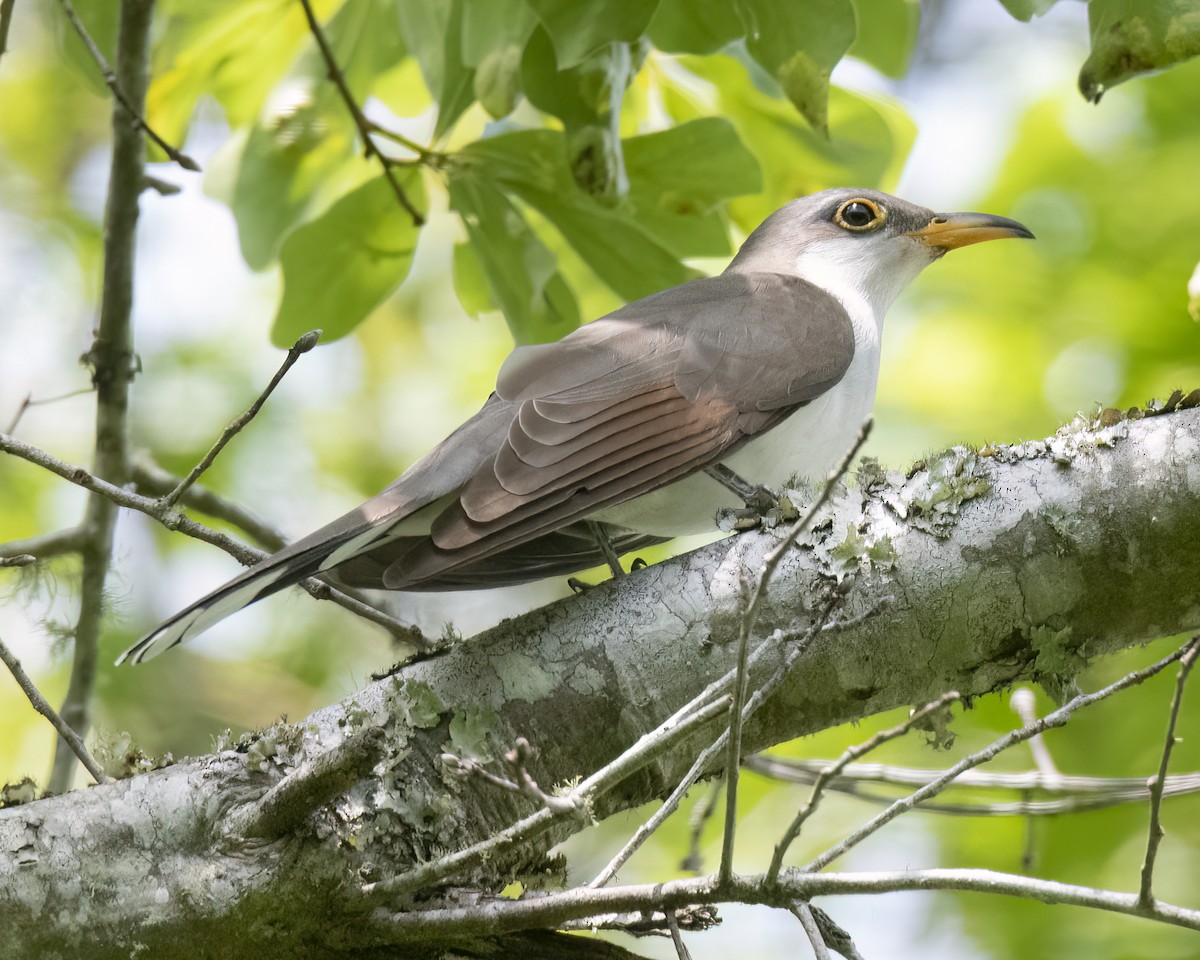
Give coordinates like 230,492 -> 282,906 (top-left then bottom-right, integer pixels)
834,199 -> 885,232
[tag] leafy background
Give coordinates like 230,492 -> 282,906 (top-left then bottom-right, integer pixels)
1,0 -> 1199,956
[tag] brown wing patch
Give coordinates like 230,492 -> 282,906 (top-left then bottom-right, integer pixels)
381,385 -> 749,587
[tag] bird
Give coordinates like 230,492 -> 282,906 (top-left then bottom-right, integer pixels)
119,188 -> 1032,664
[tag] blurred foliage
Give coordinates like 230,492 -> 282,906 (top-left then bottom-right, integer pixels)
1,1 -> 1200,958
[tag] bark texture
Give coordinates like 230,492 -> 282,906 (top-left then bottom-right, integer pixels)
3,407 -> 1199,958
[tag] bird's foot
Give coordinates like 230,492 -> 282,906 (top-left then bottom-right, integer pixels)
715,494 -> 799,532
568,577 -> 594,594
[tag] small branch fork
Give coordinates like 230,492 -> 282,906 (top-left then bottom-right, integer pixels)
56,0 -> 198,171
295,0 -> 425,226
443,738 -> 577,815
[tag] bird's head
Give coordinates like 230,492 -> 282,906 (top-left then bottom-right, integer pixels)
728,188 -> 1034,319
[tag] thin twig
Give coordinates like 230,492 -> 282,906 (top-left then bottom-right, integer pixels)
744,756 -> 1200,816
681,777 -> 723,873
767,692 -> 960,881
802,638 -> 1199,873
0,634 -> 110,785
296,0 -> 424,226
362,694 -> 734,900
1139,638 -> 1199,906
6,387 -> 95,434
131,458 -> 286,550
1010,687 -> 1060,778
55,0 -> 199,171
790,901 -> 831,960
49,0 -> 152,795
0,431 -> 425,647
160,330 -> 321,509
369,867 -> 1200,939
443,738 -> 576,814
718,419 -> 873,885
1,526 -> 91,563
665,910 -> 694,960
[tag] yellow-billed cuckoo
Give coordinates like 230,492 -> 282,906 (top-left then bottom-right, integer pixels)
119,188 -> 1031,664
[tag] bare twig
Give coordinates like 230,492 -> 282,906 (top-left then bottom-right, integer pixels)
767,692 -> 960,881
808,905 -> 866,960
1,527 -> 90,562
55,0 -> 198,171
0,634 -> 110,786
0,432 -> 425,648
681,777 -> 723,873
443,738 -> 576,814
1139,638 -> 1199,906
362,694 -> 734,900
369,867 -> 1200,940
296,0 -> 425,226
1010,687 -> 1060,778
6,387 -> 95,434
159,330 -> 321,509
131,458 -> 286,550
803,638 -> 1198,874
790,901 -> 831,960
665,910 -> 694,960
0,554 -> 36,567
49,0 -> 153,794
744,756 -> 1200,816
718,419 -> 873,885
590,594 -> 842,890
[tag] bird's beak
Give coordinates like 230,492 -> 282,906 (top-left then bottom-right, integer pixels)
907,212 -> 1035,251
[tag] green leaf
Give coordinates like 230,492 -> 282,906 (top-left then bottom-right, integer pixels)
623,118 -> 761,257
735,0 -> 857,131
272,173 -> 423,346
396,0 -> 476,137
452,242 -> 497,317
151,0 -> 319,145
1079,0 -> 1200,102
462,130 -> 697,301
226,117 -> 353,270
995,0 -> 1060,22
679,54 -> 914,230
848,0 -> 921,78
520,27 -> 636,199
462,0 -> 537,118
448,172 -> 580,344
322,0 -> 408,100
526,0 -> 660,69
648,0 -> 742,54
51,0 -> 118,97
461,0 -> 537,66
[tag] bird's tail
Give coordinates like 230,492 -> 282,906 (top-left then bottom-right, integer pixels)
116,525 -> 372,665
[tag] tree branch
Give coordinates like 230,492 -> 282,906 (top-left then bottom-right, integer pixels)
3,408 -> 1200,956
0,432 -> 425,648
48,0 -> 153,794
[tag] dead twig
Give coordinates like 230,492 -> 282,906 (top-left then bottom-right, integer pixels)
1139,637 -> 1199,906
159,330 -> 321,510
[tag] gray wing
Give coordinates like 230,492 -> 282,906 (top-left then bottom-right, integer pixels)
382,271 -> 853,587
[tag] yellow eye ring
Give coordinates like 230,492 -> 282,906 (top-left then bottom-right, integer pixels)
834,198 -> 886,232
